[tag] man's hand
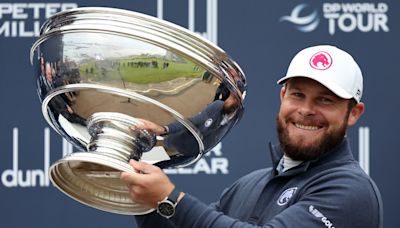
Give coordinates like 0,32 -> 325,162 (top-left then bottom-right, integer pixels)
120,160 -> 175,208
133,118 -> 167,136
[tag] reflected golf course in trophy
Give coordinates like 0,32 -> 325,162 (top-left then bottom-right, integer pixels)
30,7 -> 246,215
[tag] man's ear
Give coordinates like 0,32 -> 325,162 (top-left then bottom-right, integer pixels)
280,86 -> 286,101
347,102 -> 365,127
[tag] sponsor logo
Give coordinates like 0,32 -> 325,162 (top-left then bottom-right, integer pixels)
277,187 -> 297,206
309,205 -> 336,228
309,51 -> 332,70
164,142 -> 229,175
158,0 -> 218,44
2,128 -> 47,187
0,128 -> 74,188
358,127 -> 370,175
280,2 -> 390,35
205,118 -> 213,127
280,4 -> 319,32
0,1 -> 218,39
0,3 -> 78,37
324,2 -> 389,35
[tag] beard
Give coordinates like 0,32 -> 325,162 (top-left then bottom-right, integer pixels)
276,114 -> 348,161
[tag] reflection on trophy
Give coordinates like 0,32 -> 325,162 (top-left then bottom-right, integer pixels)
30,7 -> 246,215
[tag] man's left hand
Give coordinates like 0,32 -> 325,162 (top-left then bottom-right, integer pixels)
120,160 -> 175,209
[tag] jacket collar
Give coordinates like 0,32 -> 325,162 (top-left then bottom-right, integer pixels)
269,137 -> 355,176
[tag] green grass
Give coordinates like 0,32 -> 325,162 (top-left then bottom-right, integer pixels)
119,58 -> 202,84
79,57 -> 203,84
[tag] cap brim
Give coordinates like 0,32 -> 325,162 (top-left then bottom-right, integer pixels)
277,75 -> 353,100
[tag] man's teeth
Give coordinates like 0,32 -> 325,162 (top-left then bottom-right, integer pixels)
295,123 -> 319,130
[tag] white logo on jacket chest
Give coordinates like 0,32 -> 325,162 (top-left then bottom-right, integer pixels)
277,187 -> 298,206
204,118 -> 213,127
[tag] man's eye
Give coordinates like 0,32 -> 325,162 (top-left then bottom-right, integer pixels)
320,97 -> 333,104
292,92 -> 303,97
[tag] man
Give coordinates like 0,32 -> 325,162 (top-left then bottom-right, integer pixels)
120,45 -> 383,227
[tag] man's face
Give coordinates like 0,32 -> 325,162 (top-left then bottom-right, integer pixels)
45,63 -> 52,81
223,93 -> 241,114
277,77 -> 359,160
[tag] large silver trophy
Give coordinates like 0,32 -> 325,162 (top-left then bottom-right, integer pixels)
30,7 -> 246,215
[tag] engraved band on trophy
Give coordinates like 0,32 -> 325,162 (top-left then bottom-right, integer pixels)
30,7 -> 246,215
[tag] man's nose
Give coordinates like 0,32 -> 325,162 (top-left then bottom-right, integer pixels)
298,100 -> 316,116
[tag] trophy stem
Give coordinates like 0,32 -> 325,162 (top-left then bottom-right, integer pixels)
87,112 -> 156,162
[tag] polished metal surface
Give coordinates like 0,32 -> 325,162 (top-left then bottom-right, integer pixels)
31,7 -> 246,215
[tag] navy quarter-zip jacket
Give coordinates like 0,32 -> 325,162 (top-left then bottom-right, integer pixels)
135,138 -> 383,228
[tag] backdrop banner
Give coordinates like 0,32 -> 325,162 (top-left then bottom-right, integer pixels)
0,0 -> 398,227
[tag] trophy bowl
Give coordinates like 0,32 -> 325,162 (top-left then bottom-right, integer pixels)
30,7 -> 246,215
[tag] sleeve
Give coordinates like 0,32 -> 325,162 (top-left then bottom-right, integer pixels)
134,174 -> 269,228
171,194 -> 272,228
135,211 -> 177,228
166,101 -> 223,134
169,170 -> 273,228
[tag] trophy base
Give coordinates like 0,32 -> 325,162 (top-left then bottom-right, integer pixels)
49,152 -> 155,215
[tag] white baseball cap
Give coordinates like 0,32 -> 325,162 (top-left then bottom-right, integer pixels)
277,45 -> 363,103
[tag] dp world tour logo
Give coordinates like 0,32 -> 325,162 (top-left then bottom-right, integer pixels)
279,4 -> 319,32
277,187 -> 298,206
280,3 -> 390,35
309,51 -> 332,70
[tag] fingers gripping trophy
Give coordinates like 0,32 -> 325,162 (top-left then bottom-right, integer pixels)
30,7 -> 246,215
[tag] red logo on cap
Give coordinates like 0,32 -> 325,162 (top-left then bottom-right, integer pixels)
309,51 -> 332,70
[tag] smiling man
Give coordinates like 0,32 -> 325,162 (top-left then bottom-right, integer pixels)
120,45 -> 383,227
